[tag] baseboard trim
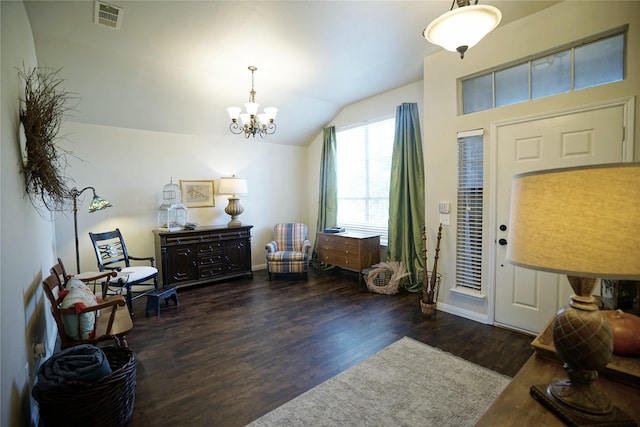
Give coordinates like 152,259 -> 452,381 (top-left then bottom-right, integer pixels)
436,302 -> 490,324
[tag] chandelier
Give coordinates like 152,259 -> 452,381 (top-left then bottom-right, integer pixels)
227,66 -> 278,138
423,0 -> 501,59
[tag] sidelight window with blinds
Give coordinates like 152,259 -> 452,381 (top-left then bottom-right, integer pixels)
456,130 -> 484,292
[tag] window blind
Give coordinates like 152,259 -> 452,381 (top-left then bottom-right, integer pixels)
456,130 -> 484,291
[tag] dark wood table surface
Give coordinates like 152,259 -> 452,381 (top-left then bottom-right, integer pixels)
477,354 -> 640,426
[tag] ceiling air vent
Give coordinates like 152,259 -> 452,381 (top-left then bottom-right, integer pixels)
94,1 -> 123,29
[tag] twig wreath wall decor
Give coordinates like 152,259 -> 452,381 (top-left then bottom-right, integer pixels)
18,66 -> 79,212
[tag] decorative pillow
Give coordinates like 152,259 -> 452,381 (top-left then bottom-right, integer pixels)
60,278 -> 99,340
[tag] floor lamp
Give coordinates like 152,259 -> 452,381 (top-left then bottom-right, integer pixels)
70,186 -> 112,274
506,163 -> 639,426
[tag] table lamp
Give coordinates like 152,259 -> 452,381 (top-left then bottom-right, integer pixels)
218,176 -> 248,227
506,163 -> 639,426
70,186 -> 112,273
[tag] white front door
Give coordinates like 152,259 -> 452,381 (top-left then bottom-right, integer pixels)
493,103 -> 628,335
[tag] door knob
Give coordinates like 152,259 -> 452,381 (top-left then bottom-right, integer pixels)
499,224 -> 507,231
498,238 -> 508,246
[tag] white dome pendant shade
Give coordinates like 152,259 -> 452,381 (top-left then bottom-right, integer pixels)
423,2 -> 502,59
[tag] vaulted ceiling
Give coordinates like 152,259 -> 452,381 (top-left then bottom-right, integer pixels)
23,0 -> 559,146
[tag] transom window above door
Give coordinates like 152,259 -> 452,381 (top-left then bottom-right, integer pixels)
461,28 -> 626,114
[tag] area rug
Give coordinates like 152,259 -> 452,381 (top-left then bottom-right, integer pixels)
246,336 -> 510,427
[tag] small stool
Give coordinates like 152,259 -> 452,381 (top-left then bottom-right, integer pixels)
145,286 -> 178,317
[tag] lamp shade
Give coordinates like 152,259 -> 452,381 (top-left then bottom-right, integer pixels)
423,5 -> 501,54
88,195 -> 112,212
506,163 -> 640,279
218,176 -> 248,196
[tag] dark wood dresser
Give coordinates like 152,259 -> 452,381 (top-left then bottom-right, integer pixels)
316,231 -> 380,283
153,225 -> 253,288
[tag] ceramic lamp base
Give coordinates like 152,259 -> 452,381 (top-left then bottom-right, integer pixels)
225,197 -> 244,227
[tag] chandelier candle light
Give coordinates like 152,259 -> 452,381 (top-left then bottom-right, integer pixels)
70,186 -> 112,273
506,163 -> 639,426
218,176 -> 248,227
227,66 -> 277,138
423,0 -> 501,59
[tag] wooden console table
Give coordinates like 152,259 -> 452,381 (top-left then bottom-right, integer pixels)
153,225 -> 253,288
316,231 -> 380,283
477,354 -> 640,426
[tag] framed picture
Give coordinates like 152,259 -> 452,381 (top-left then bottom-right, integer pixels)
180,180 -> 215,208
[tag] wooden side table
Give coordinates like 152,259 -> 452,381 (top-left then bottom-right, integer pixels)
477,354 -> 640,426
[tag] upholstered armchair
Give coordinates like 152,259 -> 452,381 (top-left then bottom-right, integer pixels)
265,223 -> 311,280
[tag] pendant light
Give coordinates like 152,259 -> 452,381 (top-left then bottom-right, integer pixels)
423,0 -> 502,59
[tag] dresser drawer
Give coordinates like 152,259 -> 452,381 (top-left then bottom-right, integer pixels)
198,254 -> 224,267
319,247 -> 359,261
198,265 -> 225,279
320,252 -> 359,268
197,242 -> 224,255
318,233 -> 359,250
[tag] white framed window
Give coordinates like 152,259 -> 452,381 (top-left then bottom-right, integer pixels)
456,129 -> 484,291
336,117 -> 395,245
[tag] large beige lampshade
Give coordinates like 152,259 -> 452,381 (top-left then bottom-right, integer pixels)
218,176 -> 248,196
506,163 -> 640,279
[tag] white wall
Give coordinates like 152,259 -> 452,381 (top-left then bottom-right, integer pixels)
307,80 -> 424,245
54,122 -> 309,276
423,1 -> 640,323
1,2 -> 57,426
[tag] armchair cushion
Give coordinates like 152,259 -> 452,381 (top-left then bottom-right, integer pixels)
266,250 -> 308,262
60,279 -> 99,340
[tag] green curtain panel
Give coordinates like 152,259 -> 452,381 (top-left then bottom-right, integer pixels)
311,126 -> 338,267
387,103 -> 425,292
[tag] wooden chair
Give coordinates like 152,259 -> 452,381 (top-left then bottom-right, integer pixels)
89,228 -> 158,315
43,261 -> 133,349
51,257 -> 114,299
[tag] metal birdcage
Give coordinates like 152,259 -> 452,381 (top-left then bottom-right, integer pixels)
157,179 -> 187,231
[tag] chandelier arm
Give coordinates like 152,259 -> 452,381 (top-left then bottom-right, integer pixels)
229,122 -> 244,134
265,122 -> 277,135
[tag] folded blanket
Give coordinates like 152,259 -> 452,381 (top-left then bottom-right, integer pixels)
37,344 -> 112,390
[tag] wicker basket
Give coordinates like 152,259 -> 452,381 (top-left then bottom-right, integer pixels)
364,262 -> 410,295
33,347 -> 137,427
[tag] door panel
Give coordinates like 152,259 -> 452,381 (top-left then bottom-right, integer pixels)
494,105 -> 625,334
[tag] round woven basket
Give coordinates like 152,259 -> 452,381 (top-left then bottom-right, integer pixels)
33,347 -> 137,427
365,262 -> 410,295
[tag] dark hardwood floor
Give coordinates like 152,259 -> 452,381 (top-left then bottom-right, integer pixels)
125,267 -> 534,427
